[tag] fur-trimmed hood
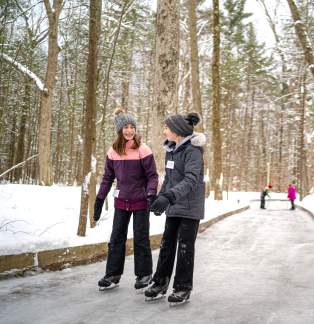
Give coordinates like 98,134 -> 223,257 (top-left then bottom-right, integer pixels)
163,132 -> 206,152
190,132 -> 206,147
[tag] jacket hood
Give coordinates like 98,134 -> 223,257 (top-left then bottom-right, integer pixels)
190,132 -> 206,147
163,132 -> 206,152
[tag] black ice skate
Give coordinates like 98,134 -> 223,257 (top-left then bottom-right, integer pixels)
134,274 -> 152,294
98,274 -> 121,291
168,290 -> 191,306
144,277 -> 169,301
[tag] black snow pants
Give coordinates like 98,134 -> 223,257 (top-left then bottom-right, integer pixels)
106,208 -> 152,277
260,197 -> 266,209
153,217 -> 200,291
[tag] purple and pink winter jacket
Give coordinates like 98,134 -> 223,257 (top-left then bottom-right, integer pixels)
287,185 -> 297,201
97,140 -> 158,211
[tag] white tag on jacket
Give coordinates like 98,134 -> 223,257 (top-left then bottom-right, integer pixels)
166,160 -> 174,169
113,189 -> 120,198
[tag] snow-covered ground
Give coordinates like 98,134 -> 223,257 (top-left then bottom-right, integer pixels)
1,202 -> 314,324
0,184 -> 313,256
300,193 -> 314,214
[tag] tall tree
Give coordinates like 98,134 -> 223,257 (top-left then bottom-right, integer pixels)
186,0 -> 203,126
257,0 -> 289,192
38,0 -> 63,185
152,0 -> 180,172
212,0 -> 222,199
77,0 -> 101,237
286,0 -> 314,77
220,0 -> 251,193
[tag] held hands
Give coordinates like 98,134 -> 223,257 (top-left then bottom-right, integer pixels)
147,195 -> 157,210
150,195 -> 170,216
94,198 -> 105,222
150,191 -> 176,216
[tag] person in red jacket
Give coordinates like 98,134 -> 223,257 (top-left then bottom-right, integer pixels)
287,181 -> 297,210
260,184 -> 272,209
94,108 -> 158,292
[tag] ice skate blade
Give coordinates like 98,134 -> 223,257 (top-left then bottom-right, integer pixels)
136,287 -> 149,294
169,299 -> 190,307
136,282 -> 153,294
99,283 -> 119,291
145,294 -> 166,302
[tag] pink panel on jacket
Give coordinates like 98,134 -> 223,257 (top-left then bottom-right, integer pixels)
107,143 -> 153,160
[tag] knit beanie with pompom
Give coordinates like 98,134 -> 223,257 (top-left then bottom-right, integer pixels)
165,112 -> 200,137
114,107 -> 137,133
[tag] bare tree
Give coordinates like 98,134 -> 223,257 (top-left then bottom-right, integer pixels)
152,0 -> 180,172
286,0 -> 314,77
186,0 -> 203,126
38,0 -> 63,185
77,0 -> 101,237
212,0 -> 222,200
257,0 -> 288,192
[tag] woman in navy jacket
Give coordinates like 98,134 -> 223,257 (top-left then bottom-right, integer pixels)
145,112 -> 206,305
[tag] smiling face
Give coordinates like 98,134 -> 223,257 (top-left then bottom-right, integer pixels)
122,123 -> 136,140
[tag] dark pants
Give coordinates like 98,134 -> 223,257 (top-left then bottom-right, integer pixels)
290,200 -> 295,210
260,197 -> 266,209
106,208 -> 152,277
153,217 -> 200,291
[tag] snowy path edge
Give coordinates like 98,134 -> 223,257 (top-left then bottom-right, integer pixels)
0,205 -> 251,279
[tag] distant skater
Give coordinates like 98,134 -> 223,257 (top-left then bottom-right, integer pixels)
287,182 -> 297,210
260,184 -> 272,209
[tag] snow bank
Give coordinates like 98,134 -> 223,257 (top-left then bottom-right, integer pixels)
300,194 -> 314,215
0,184 -> 291,256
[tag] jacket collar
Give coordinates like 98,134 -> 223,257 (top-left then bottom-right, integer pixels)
163,133 -> 206,152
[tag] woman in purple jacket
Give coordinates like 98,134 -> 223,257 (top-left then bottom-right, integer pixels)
94,108 -> 158,292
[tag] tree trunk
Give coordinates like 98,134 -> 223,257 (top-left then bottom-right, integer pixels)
39,0 -> 62,185
8,115 -> 17,182
152,0 -> 180,173
14,79 -> 30,181
187,0 -> 203,128
286,0 -> 314,77
54,82 -> 64,183
296,69 -> 306,199
258,0 -> 288,191
100,1 -> 130,131
121,79 -> 129,111
77,0 -> 101,236
182,57 -> 191,113
211,0 -> 222,200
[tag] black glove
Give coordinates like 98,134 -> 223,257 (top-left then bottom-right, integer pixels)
94,198 -> 104,222
150,195 -> 170,216
163,191 -> 176,205
147,195 -> 157,210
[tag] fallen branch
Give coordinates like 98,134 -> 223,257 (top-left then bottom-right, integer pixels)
0,53 -> 46,92
0,154 -> 38,179
0,219 -> 29,231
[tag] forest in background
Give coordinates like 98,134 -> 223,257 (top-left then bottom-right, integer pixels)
1,0 -> 314,200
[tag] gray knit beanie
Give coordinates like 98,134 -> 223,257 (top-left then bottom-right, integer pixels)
165,113 -> 200,137
114,108 -> 136,133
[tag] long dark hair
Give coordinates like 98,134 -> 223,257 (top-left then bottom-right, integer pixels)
112,131 -> 141,155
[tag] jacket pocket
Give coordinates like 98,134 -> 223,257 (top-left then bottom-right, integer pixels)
167,198 -> 190,215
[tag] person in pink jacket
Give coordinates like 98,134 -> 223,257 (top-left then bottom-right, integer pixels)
287,181 -> 297,210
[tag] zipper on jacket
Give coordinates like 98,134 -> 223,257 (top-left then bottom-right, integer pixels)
169,153 -> 174,187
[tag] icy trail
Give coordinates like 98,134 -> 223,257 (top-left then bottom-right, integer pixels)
1,201 -> 314,324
